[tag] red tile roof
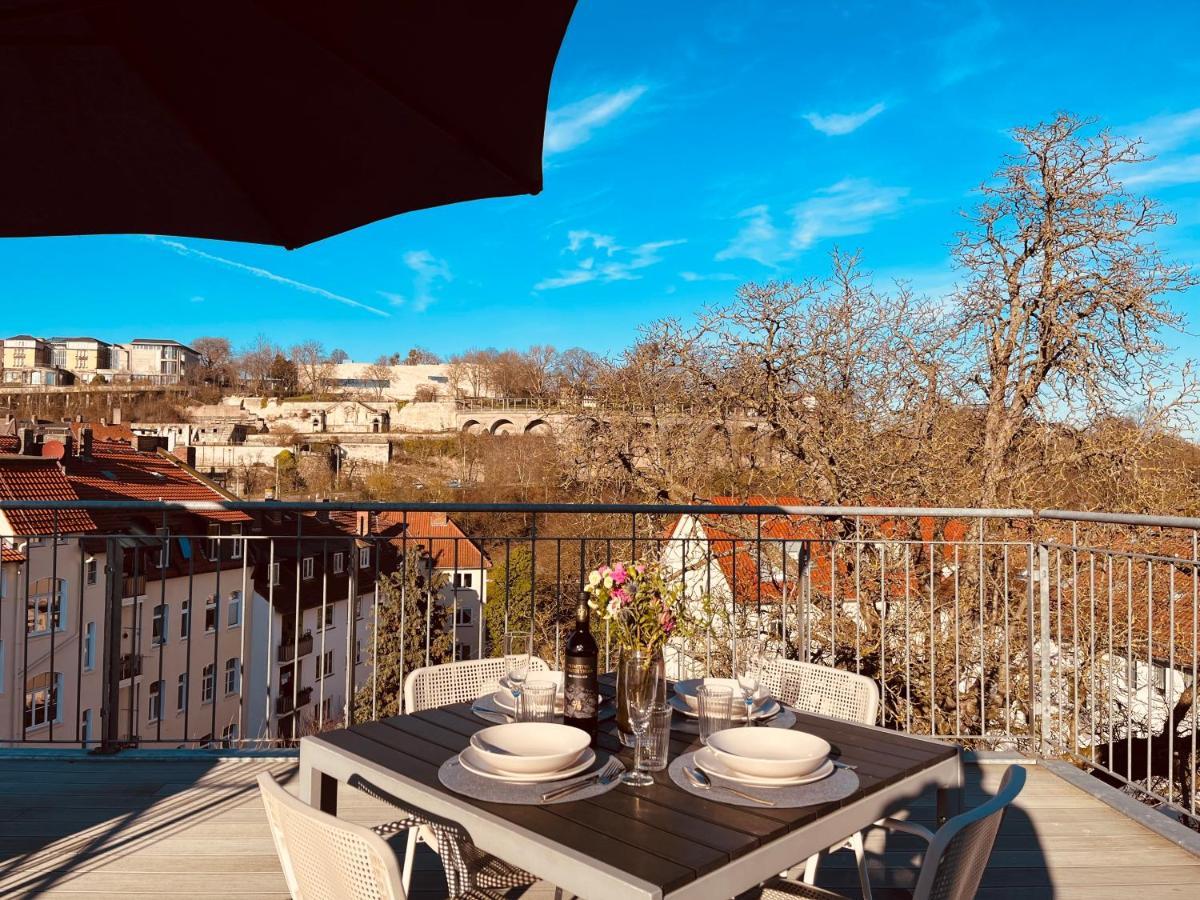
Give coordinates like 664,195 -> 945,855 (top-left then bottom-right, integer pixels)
375,511 -> 490,570
0,435 -> 19,454
1,546 -> 25,563
0,456 -> 97,535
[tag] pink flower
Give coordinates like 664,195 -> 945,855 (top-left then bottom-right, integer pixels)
611,562 -> 628,585
613,586 -> 630,605
634,563 -> 646,575
659,610 -> 675,633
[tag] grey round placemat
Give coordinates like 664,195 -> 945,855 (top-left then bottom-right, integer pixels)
668,751 -> 858,808
439,751 -> 625,805
670,706 -> 797,735
470,694 -> 512,724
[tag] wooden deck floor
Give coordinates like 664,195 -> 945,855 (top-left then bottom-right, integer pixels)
0,755 -> 1196,899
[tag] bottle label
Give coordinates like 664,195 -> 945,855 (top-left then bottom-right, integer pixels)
564,659 -> 597,719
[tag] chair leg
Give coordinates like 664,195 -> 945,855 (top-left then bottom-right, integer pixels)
850,830 -> 872,900
801,851 -> 820,884
401,827 -> 418,894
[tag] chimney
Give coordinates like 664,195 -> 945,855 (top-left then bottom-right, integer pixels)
80,426 -> 93,458
356,510 -> 371,537
19,427 -> 38,456
64,434 -> 75,458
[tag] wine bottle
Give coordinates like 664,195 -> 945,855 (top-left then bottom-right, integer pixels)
563,591 -> 598,742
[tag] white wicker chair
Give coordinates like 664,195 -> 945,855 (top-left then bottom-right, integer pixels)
761,659 -> 880,899
385,656 -> 549,896
751,766 -> 1026,900
258,772 -> 407,900
403,655 -> 551,714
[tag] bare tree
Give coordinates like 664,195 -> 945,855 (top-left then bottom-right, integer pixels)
363,355 -> 394,399
952,113 -> 1198,506
237,334 -> 278,394
290,341 -> 335,398
193,336 -> 234,386
404,347 -> 441,365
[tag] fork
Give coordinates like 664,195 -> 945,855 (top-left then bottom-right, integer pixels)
540,758 -> 622,802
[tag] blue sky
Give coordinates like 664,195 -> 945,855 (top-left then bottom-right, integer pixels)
2,0 -> 1199,362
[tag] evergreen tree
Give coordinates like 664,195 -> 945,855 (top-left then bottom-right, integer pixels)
353,553 -> 452,721
484,546 -> 577,662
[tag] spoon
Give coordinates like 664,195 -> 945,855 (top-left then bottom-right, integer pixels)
685,766 -> 775,806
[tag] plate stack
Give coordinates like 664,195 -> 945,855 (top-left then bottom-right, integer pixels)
459,722 -> 594,783
694,728 -> 833,787
671,677 -> 782,722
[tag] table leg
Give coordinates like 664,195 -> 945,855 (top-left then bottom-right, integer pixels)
936,757 -> 964,826
299,755 -> 338,815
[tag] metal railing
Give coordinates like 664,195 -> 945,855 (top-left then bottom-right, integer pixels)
0,499 -> 1196,826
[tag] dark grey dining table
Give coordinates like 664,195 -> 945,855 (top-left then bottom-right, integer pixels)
298,681 -> 962,899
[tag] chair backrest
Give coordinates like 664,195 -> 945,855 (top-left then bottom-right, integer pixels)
912,765 -> 1026,900
761,658 -> 880,725
257,772 -> 406,900
403,656 -> 551,713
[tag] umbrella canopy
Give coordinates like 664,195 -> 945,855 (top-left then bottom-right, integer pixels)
0,1 -> 576,248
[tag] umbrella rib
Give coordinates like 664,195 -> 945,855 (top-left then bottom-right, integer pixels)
263,9 -> 540,196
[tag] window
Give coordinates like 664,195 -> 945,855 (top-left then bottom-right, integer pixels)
148,680 -> 164,722
301,556 -> 314,580
270,562 -> 281,586
85,558 -> 97,585
227,591 -> 241,628
455,642 -> 473,661
27,578 -> 67,635
354,639 -> 363,665
454,607 -> 473,627
359,547 -> 370,569
318,605 -> 334,631
205,596 -> 217,633
222,723 -> 239,745
201,664 -> 214,703
151,603 -> 168,645
24,672 -> 62,729
231,524 -> 243,560
81,708 -> 92,746
84,622 -> 96,671
156,528 -> 170,568
180,599 -> 190,639
316,650 -> 334,680
355,597 -> 364,620
319,697 -> 332,722
454,572 -> 473,589
177,673 -> 188,712
332,552 -> 345,574
224,657 -> 240,695
207,525 -> 220,561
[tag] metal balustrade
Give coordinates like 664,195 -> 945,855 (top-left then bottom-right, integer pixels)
0,499 -> 1196,827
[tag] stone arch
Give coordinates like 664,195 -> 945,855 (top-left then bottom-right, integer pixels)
490,419 -> 518,435
524,419 -> 552,435
461,419 -> 484,435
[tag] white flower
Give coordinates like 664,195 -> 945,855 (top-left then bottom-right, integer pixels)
588,571 -> 602,587
606,598 -> 622,617
603,575 -> 614,589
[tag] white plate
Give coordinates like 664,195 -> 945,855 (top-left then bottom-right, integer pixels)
694,746 -> 835,787
707,727 -> 831,779
458,745 -> 596,783
668,693 -> 780,721
673,677 -> 767,711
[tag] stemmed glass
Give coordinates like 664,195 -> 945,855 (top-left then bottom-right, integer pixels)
504,631 -> 532,717
619,650 -> 663,787
737,636 -> 774,727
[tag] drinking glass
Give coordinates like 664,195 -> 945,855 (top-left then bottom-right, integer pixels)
619,651 -> 663,787
504,631 -> 532,711
518,680 -> 558,722
642,704 -> 672,771
697,684 -> 733,745
737,638 -> 772,727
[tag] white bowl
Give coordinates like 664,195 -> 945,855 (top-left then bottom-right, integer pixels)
673,677 -> 766,712
706,728 -> 831,779
468,722 -> 590,775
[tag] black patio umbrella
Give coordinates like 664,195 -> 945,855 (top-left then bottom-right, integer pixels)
0,1 -> 576,248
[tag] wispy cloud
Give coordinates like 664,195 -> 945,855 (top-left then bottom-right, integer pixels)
1126,108 -> 1200,153
402,250 -> 452,312
717,179 -> 908,266
189,295 -> 205,304
544,86 -> 647,155
936,13 -> 1003,88
144,236 -> 389,317
535,231 -> 685,291
803,102 -> 886,136
1123,154 -> 1200,189
680,271 -> 739,282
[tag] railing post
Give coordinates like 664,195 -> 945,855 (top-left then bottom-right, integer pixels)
98,538 -> 125,754
1037,543 -> 1053,756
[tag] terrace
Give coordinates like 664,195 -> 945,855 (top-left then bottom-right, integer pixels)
2,499 -> 1200,898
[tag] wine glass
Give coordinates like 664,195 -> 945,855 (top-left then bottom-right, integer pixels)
504,631 -> 532,716
737,637 -> 772,727
619,651 -> 662,787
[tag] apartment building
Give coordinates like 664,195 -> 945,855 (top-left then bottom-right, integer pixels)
0,429 -> 253,748
126,338 -> 200,385
1,334 -> 72,385
48,336 -> 115,381
250,508 -> 490,739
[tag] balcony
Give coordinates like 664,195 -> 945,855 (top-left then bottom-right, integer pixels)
275,685 -> 313,716
1,499 -> 1199,896
278,630 -> 314,663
